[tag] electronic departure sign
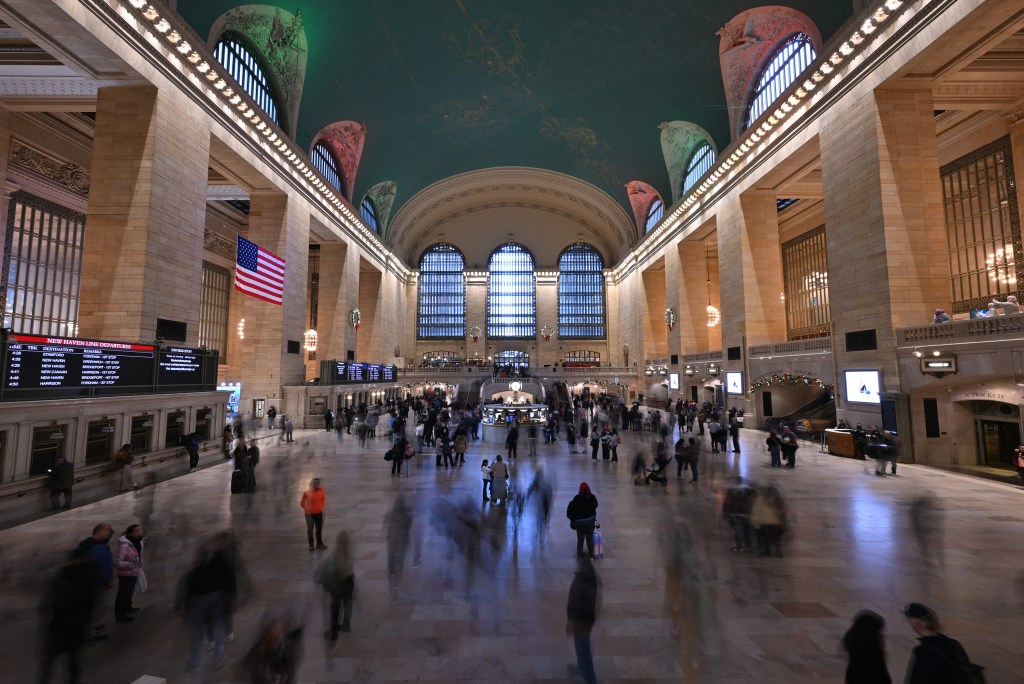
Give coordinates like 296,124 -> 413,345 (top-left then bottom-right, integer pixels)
318,359 -> 398,385
1,334 -> 218,401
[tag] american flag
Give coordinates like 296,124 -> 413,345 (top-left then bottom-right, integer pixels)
235,236 -> 285,305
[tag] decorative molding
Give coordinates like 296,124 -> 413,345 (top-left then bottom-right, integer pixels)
203,228 -> 236,260
8,139 -> 89,196
0,76 -> 97,98
1006,101 -> 1024,126
206,184 -> 250,201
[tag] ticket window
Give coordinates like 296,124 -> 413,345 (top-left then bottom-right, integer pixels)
86,420 -> 114,465
31,426 -> 66,476
165,411 -> 186,447
253,399 -> 265,419
196,409 -> 211,440
130,416 -> 153,453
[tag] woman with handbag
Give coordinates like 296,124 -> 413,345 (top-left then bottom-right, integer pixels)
114,523 -> 144,623
566,482 -> 599,558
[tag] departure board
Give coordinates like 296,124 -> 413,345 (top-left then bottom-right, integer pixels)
317,359 -> 397,385
3,335 -> 155,395
367,364 -> 382,382
381,365 -> 395,381
1,335 -> 218,400
346,363 -> 366,383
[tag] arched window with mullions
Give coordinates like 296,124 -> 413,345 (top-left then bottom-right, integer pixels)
682,141 -> 715,194
418,243 -> 466,339
558,243 -> 605,339
213,32 -> 283,128
744,32 -> 816,130
311,142 -> 344,194
487,243 -> 535,339
644,199 -> 665,233
359,197 -> 380,233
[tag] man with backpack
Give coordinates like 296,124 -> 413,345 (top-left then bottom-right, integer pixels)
903,602 -> 985,683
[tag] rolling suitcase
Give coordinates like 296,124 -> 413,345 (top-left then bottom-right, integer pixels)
231,469 -> 246,493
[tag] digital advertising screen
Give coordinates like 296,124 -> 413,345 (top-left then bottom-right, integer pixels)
669,372 -> 680,390
725,371 -> 744,395
844,369 -> 881,404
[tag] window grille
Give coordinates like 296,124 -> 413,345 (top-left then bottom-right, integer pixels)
745,33 -> 815,130
199,262 -> 230,361
942,136 -> 1021,313
558,243 -> 605,339
782,226 -> 831,340
494,350 -> 529,370
311,142 -> 344,194
645,199 -> 665,233
213,33 -> 281,127
563,350 -> 600,366
360,198 -> 380,233
418,243 -> 466,338
487,243 -> 535,339
4,192 -> 84,337
682,141 -> 715,194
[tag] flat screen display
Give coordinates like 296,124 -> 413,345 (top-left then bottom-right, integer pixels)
3,335 -> 155,396
157,347 -> 204,386
669,372 -> 679,390
725,371 -> 744,395
845,369 -> 881,404
367,364 -> 382,382
346,363 -> 366,383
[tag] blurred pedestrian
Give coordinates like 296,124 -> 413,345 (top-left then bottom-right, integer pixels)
780,425 -> 799,468
729,416 -> 741,453
566,422 -> 578,454
75,522 -> 114,644
315,531 -> 355,639
38,548 -> 99,684
566,483 -> 599,558
183,540 -> 235,672
841,610 -> 891,683
300,478 -> 327,551
506,423 -> 519,460
384,497 -> 412,600
454,430 -> 468,466
114,523 -> 144,623
766,429 -> 783,468
686,437 -> 700,483
185,432 -> 201,472
284,416 -> 294,443
48,455 -> 74,510
245,615 -> 304,683
1015,445 -> 1024,481
723,478 -> 755,552
902,602 -> 984,683
751,486 -> 786,557
490,455 -> 509,504
114,444 -> 135,491
589,428 -> 600,460
909,494 -> 945,567
566,556 -> 600,684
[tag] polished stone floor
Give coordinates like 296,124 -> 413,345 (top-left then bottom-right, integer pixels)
5,421 -> 1024,683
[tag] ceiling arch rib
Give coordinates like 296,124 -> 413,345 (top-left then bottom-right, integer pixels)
388,167 -> 636,268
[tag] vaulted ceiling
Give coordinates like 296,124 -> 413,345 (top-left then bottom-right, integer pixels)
176,1 -> 854,222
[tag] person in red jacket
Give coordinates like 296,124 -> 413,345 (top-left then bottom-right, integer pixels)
300,478 -> 327,551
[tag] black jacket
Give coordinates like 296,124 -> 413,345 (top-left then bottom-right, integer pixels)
906,634 -> 971,684
566,492 -> 598,522
566,562 -> 599,633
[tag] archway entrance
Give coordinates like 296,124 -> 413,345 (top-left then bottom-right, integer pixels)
977,418 -> 1020,467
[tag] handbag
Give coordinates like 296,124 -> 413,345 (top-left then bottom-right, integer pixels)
569,520 -> 577,530
135,568 -> 148,594
384,450 -> 393,461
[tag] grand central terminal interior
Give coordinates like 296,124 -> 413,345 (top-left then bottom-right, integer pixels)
0,1 -> 1023,682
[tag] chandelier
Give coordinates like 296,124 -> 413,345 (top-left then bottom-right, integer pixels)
303,328 -> 318,352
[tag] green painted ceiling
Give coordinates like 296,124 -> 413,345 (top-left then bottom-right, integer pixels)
177,1 -> 854,218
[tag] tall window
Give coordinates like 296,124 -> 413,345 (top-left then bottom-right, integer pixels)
418,243 -> 466,338
198,262 -> 230,360
782,226 -> 831,340
4,192 -> 84,336
494,350 -> 529,371
311,142 -> 344,194
942,136 -> 1020,313
213,33 -> 281,127
644,199 -> 665,233
745,33 -> 816,129
487,243 -> 535,339
683,141 -> 715,194
360,198 -> 380,233
558,243 -> 605,339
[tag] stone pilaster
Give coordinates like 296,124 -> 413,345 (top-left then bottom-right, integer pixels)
357,260 -> 382,362
640,261 -> 667,362
676,240 -> 721,355
315,242 -> 353,364
1009,112 -> 1024,235
79,85 -> 209,343
821,85 -> 948,415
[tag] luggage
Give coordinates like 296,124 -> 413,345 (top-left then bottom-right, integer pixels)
231,468 -> 255,493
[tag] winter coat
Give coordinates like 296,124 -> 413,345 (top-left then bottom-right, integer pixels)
116,535 -> 143,577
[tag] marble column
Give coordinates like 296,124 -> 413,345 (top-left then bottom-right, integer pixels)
315,241 -> 356,364
79,85 -> 209,343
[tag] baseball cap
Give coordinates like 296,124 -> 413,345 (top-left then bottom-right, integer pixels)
903,602 -> 936,621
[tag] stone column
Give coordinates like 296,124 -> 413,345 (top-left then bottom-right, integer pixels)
640,261 -> 668,362
234,192 -> 308,411
465,276 -> 487,361
676,240 -> 721,355
821,85 -> 948,418
79,85 -> 209,343
315,242 -> 354,364
536,277 -> 558,365
357,260 -> 382,361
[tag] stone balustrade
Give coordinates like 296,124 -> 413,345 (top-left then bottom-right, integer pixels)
897,316 -> 1024,347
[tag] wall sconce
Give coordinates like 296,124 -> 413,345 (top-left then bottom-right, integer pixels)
684,365 -> 696,377
706,363 -> 721,376
644,366 -> 654,376
658,366 -> 668,376
47,421 -> 65,440
140,416 -> 154,428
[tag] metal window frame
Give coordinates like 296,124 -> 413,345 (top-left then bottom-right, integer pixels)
487,243 -> 536,339
782,225 -> 831,340
213,32 -> 282,127
418,243 -> 466,339
682,141 -> 715,194
558,243 -> 606,339
198,261 -> 230,361
311,142 -> 344,194
745,33 -> 815,130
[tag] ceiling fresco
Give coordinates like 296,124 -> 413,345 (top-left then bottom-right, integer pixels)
177,1 -> 854,219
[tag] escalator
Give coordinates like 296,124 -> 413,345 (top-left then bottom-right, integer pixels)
765,390 -> 836,435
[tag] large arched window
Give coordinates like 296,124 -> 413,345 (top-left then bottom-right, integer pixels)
644,199 -> 665,233
682,141 -> 715,194
213,32 -> 282,127
558,243 -> 605,339
487,243 -> 535,339
311,142 -> 344,194
359,198 -> 380,233
744,33 -> 815,129
418,243 -> 465,339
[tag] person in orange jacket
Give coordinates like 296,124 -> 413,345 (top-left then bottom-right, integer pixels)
300,478 -> 327,551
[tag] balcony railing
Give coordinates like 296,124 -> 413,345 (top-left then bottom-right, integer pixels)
683,351 -> 723,363
749,337 -> 832,356
897,315 -> 1024,347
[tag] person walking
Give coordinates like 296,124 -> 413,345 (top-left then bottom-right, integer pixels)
114,523 -> 144,623
566,555 -> 599,684
38,548 -> 100,684
183,540 -> 235,672
114,444 -> 136,492
566,482 -> 599,558
841,610 -> 891,684
315,530 -> 355,639
590,427 -> 600,460
490,455 -> 509,504
505,423 -> 519,460
75,522 -> 114,645
383,496 -> 412,600
184,432 -> 201,472
266,406 -> 277,430
49,455 -> 74,510
780,424 -> 799,468
528,423 -> 539,455
301,478 -> 327,551
707,419 -> 720,452
902,602 -> 983,683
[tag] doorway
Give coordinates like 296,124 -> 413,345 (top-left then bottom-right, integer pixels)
253,398 -> 265,419
977,419 -> 1020,467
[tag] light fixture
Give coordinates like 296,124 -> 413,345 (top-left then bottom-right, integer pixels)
706,363 -> 720,376
913,348 -> 923,358
140,416 -> 154,428
304,328 -> 318,352
645,366 -> 654,376
932,350 -> 941,357
705,244 -> 720,327
47,421 -> 65,440
684,365 -> 696,377
175,414 -> 186,423
237,318 -> 245,340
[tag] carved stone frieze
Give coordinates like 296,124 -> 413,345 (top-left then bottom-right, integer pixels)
204,228 -> 236,260
9,139 -> 89,196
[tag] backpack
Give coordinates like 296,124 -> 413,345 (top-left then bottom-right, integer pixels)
923,639 -> 985,684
